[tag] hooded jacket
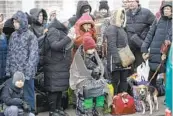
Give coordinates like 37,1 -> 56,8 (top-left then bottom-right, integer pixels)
141,1 -> 172,72
29,8 -> 48,38
105,8 -> 129,71
74,13 -> 96,49
6,11 -> 39,80
68,1 -> 93,27
1,78 -> 24,108
43,18 -> 71,92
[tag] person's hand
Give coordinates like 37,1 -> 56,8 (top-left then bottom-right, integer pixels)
142,53 -> 149,61
161,54 -> 167,61
67,27 -> 76,40
22,101 -> 31,112
43,28 -> 48,34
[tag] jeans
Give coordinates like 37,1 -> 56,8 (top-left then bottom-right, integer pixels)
23,79 -> 35,111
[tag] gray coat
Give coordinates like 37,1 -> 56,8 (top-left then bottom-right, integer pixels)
105,8 -> 129,71
141,1 -> 172,72
126,6 -> 155,51
43,19 -> 71,92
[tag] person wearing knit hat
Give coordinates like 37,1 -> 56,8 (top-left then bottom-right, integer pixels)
1,71 -> 35,116
82,34 -> 102,80
99,0 -> 109,11
12,71 -> 25,88
83,34 -> 96,52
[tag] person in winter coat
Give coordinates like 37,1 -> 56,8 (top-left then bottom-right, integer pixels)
126,0 -> 155,70
1,71 -> 34,116
0,18 -> 7,84
82,34 -> 102,80
29,8 -> 48,38
43,18 -> 71,116
94,0 -> 110,20
6,11 -> 39,112
105,8 -> 131,95
141,1 -> 172,88
72,13 -> 96,57
68,0 -> 94,28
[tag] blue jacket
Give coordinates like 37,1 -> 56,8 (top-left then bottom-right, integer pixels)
0,34 -> 7,79
6,11 -> 39,80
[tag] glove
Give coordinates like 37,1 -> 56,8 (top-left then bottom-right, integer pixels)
22,101 -> 31,112
91,67 -> 101,80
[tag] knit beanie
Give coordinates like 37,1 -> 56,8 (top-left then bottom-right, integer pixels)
3,18 -> 15,35
99,0 -> 109,11
83,34 -> 96,51
12,71 -> 25,86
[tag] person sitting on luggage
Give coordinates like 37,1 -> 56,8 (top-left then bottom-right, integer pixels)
1,71 -> 34,116
82,34 -> 101,80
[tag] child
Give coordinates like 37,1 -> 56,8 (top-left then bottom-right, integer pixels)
83,34 -> 101,80
1,71 -> 34,116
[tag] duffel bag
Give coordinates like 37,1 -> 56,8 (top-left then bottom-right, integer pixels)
112,92 -> 136,115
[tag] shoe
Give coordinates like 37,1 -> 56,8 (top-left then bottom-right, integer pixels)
49,111 -> 61,116
55,109 -> 69,116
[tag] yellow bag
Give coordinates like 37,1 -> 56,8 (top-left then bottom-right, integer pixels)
107,84 -> 114,97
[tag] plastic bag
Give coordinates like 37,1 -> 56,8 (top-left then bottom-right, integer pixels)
136,60 -> 150,84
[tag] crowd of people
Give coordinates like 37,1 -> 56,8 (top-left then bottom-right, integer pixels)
0,0 -> 172,116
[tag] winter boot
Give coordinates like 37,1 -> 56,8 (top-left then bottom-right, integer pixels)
55,109 -> 69,116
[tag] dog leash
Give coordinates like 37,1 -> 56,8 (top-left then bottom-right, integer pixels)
148,60 -> 164,85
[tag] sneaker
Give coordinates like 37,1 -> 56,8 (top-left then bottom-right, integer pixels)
165,109 -> 172,116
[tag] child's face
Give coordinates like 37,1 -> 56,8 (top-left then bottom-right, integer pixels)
82,23 -> 92,32
86,48 -> 95,54
13,19 -> 20,30
15,80 -> 24,88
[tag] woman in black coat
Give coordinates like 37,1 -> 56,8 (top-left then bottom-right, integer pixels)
43,18 -> 71,116
141,1 -> 172,88
105,8 -> 131,95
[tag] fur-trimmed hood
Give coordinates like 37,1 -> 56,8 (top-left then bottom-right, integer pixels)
110,8 -> 127,28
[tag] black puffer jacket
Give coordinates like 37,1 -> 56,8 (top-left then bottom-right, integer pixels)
141,1 -> 172,72
43,19 -> 71,92
29,8 -> 47,38
68,1 -> 93,27
126,6 -> 155,50
105,8 -> 129,71
1,78 -> 23,108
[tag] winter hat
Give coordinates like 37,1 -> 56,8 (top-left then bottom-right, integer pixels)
99,0 -> 109,11
3,18 -> 15,35
12,71 -> 25,86
81,5 -> 91,15
83,33 -> 96,51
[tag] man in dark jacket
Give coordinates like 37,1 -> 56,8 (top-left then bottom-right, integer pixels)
68,0 -> 93,28
6,11 -> 39,112
2,71 -> 34,116
43,18 -> 71,116
141,1 -> 172,88
29,8 -> 48,38
126,0 -> 155,70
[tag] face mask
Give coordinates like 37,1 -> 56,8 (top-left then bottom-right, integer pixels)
86,49 -> 95,54
15,80 -> 24,88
